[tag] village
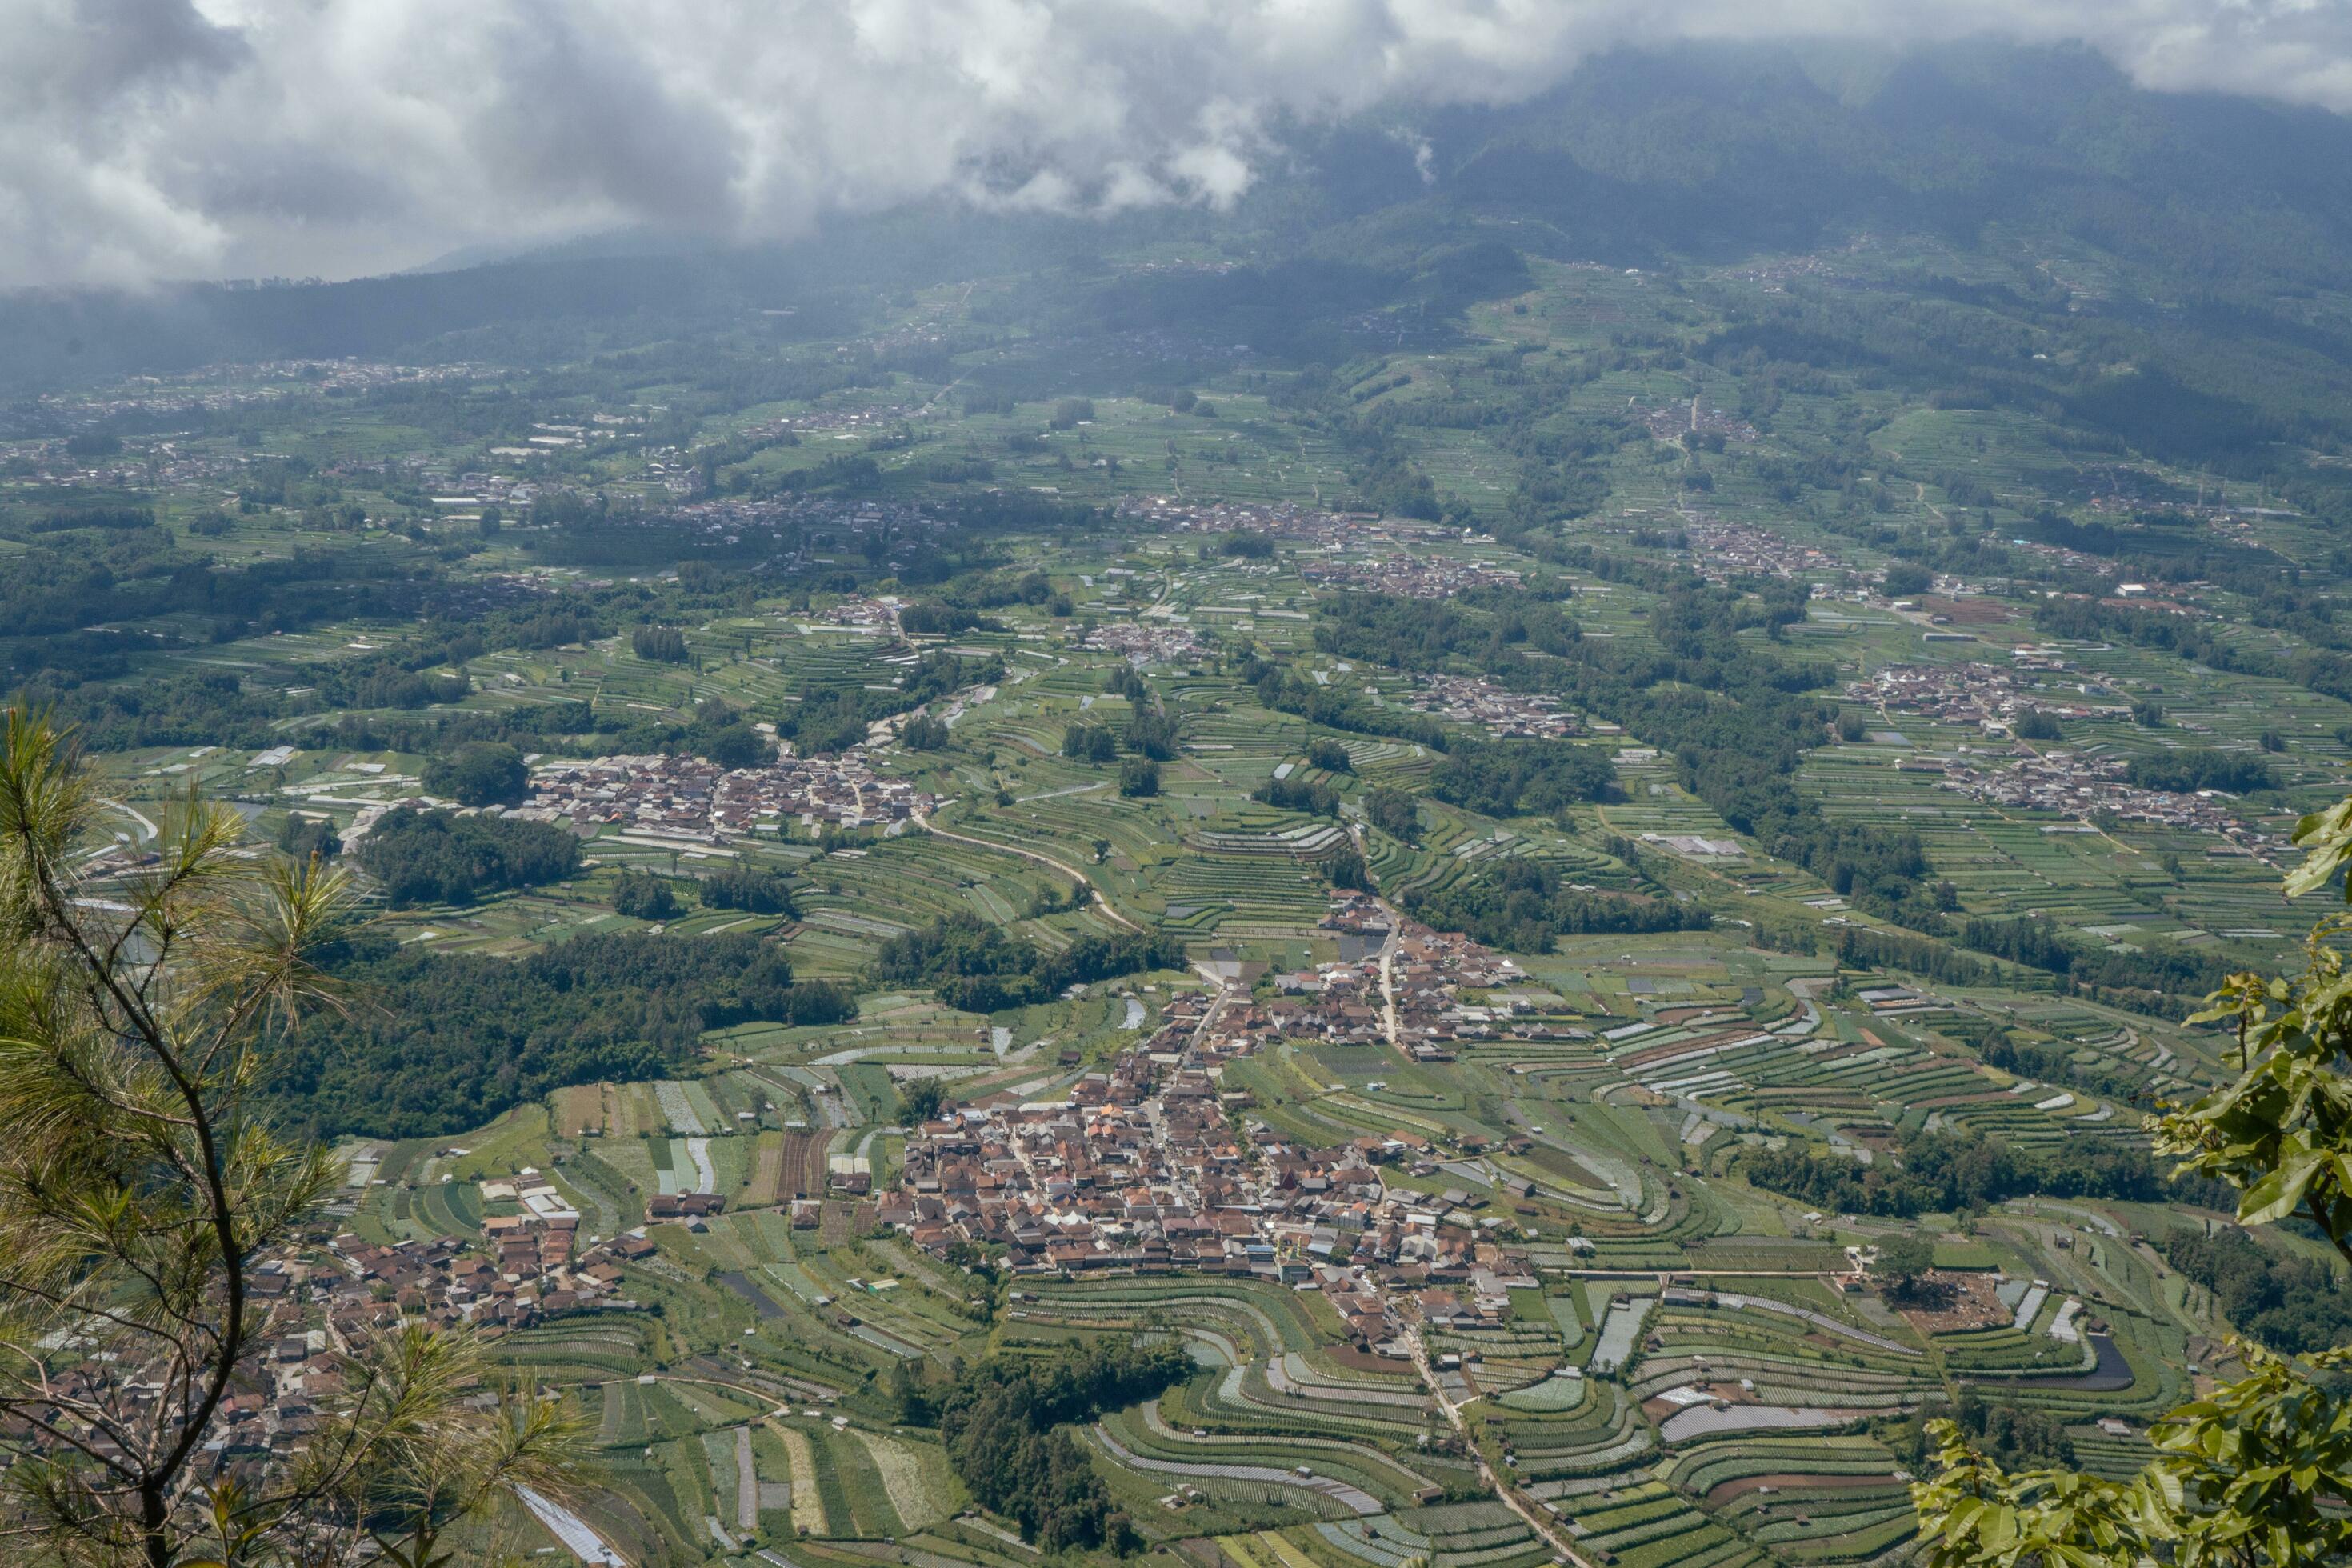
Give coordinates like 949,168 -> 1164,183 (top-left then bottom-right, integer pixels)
1674,515 -> 1838,582
14,358 -> 493,442
1638,400 -> 1760,445
1853,660 -> 2130,731
1300,553 -> 1525,599
886,894 -> 1546,1356
117,887 -> 1563,1486
1402,674 -> 1584,738
1080,621 -> 1208,663
21,1179 -> 662,1479
1929,749 -> 2280,852
514,749 -> 939,842
1116,496 -> 1361,542
1113,495 -> 1478,559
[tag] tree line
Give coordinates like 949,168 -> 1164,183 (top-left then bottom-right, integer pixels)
1738,1127 -> 2163,1218
917,1339 -> 1193,1553
1403,858 -> 1708,953
872,912 -> 1180,1013
273,931 -> 853,1137
354,806 -> 580,906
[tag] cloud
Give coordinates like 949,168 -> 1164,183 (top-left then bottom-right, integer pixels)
3,0 -> 2351,289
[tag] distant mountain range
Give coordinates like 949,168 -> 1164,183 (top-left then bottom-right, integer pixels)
8,40 -> 2352,397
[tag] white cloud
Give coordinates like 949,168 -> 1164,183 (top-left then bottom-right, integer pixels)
2,0 -> 2350,288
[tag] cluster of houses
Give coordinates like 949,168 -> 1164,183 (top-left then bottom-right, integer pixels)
0,1256 -> 325,1473
7,1199 -> 659,1481
1638,402 -> 1760,444
725,402 -> 920,446
1081,622 -> 1207,663
514,750 -> 938,842
1853,662 -> 2128,734
23,358 -> 484,455
1294,894 -> 1545,1057
321,1221 -> 643,1335
1402,674 -> 1584,738
582,493 -> 942,561
882,893 -> 1545,1352
306,1159 -> 659,1341
1676,515 -> 1833,582
889,1059 -> 1538,1354
808,595 -> 903,633
1114,497 -> 1482,558
1114,497 -> 1339,536
1301,554 -> 1523,599
1932,750 -> 2278,854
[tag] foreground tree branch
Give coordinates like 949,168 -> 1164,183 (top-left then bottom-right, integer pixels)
0,710 -> 586,1566
1914,795 -> 2352,1567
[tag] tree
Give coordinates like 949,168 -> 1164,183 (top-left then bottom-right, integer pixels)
873,913 -> 1178,1014
1882,562 -> 1934,598
633,625 -> 689,663
1366,786 -> 1422,844
354,806 -> 580,906
613,870 -> 682,920
1124,709 -> 1175,761
2125,749 -> 2276,795
1061,723 -> 1117,765
1253,775 -> 1339,816
1870,1235 -> 1937,1300
697,862 -> 798,916
421,740 -> 528,806
1912,791 -> 2352,1566
685,708 -> 773,770
1118,758 -> 1160,798
0,711 -> 586,1566
934,1338 -> 1189,1551
900,1078 -> 946,1123
901,714 -> 950,750
2012,709 -> 2062,742
206,1326 -> 584,1567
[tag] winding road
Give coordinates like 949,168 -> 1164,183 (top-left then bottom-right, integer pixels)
1403,1328 -> 1598,1568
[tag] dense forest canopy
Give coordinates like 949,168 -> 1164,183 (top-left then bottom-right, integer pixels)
272,932 -> 854,1138
873,913 -> 1180,1014
354,806 -> 581,907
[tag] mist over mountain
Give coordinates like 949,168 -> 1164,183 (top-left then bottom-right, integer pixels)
17,0 -> 2352,293
10,38 -> 2352,404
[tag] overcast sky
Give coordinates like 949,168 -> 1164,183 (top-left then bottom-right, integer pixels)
7,0 -> 2352,292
